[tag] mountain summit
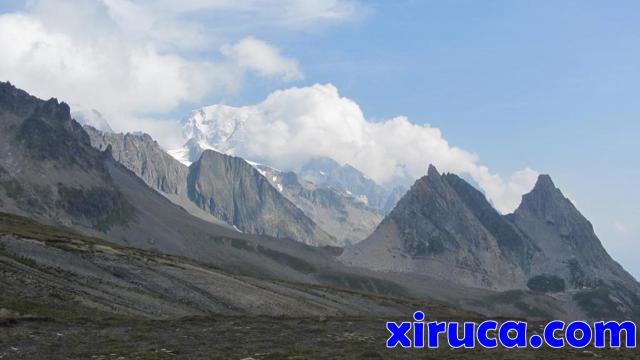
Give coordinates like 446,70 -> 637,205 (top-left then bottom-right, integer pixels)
341,164 -> 533,290
508,175 -> 640,319
342,165 -> 640,319
170,104 -> 253,165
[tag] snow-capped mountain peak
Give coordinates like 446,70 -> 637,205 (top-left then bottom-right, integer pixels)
169,104 -> 260,165
181,104 -> 258,153
168,104 -> 408,213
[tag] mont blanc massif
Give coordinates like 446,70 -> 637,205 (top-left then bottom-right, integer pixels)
1,81 -> 638,357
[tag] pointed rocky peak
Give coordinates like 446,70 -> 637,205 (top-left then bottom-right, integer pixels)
511,173 -> 609,261
0,81 -> 39,117
40,98 -> 72,123
1,82 -> 78,140
427,164 -> 440,178
401,164 -> 447,198
387,164 -> 455,222
13,96 -> 95,167
515,174 -> 571,218
409,164 -> 446,194
535,174 -> 556,190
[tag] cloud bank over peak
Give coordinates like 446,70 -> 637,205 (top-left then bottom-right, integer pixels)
181,83 -> 538,213
0,0 -> 326,145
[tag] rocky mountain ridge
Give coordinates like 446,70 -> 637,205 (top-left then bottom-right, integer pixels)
341,165 -> 640,320
84,126 -> 336,246
87,126 -> 383,246
2,81 -> 638,322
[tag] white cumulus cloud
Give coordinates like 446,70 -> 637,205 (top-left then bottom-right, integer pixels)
0,0 -> 315,146
185,83 -> 538,213
221,37 -> 303,81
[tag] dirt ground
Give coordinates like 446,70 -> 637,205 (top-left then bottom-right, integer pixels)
1,316 -> 638,359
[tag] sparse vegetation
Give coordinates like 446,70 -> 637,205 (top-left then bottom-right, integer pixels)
57,184 -> 137,231
256,245 -> 317,274
527,275 -> 566,293
0,211 -> 112,248
316,271 -> 407,297
1,316 -> 639,359
573,286 -> 620,319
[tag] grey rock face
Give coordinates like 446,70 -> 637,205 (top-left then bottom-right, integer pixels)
508,175 -> 640,319
342,164 -> 640,319
0,81 -> 135,232
1,82 -> 486,320
188,150 -> 337,246
0,82 -> 360,289
255,164 -> 383,246
444,173 -> 536,270
84,127 -> 338,246
84,126 -> 188,196
341,165 -> 531,290
84,127 -> 229,228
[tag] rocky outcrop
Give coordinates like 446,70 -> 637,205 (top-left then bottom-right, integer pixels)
85,127 -> 338,246
0,81 -> 135,232
85,127 -> 188,197
341,165 -> 533,290
188,150 -> 337,246
0,82 -> 352,288
508,175 -> 640,319
342,164 -> 640,320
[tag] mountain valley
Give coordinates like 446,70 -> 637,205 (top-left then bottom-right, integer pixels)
0,81 -> 638,358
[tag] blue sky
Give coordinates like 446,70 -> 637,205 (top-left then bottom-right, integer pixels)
255,1 -> 640,278
1,0 -> 638,278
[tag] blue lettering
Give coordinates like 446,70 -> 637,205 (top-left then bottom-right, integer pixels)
427,321 -> 446,348
476,320 -> 498,348
447,322 -> 476,348
594,321 -> 636,348
386,322 -> 411,348
566,321 -> 592,348
413,311 -> 425,348
498,321 -> 528,348
544,320 -> 566,348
